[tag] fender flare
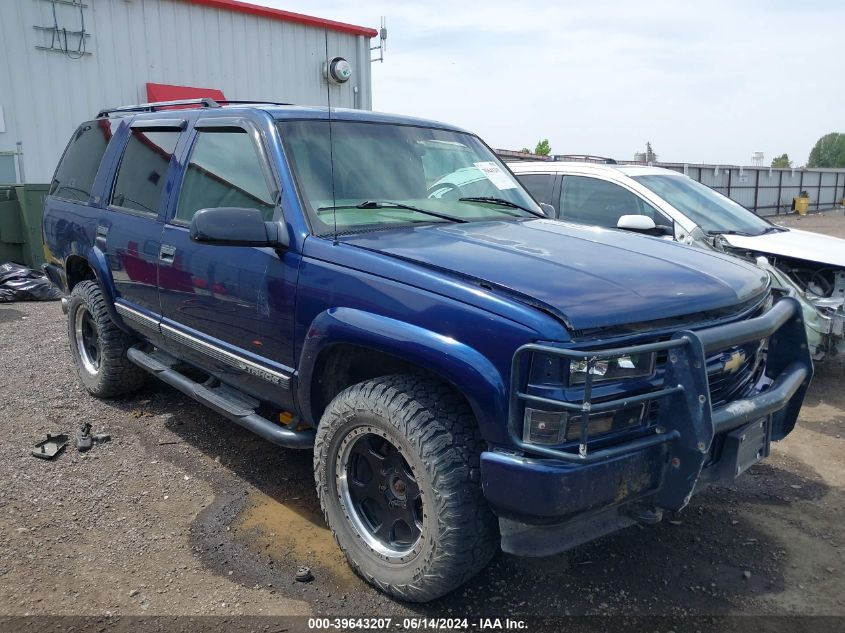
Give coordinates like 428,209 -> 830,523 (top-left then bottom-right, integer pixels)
297,308 -> 508,440
69,247 -> 132,335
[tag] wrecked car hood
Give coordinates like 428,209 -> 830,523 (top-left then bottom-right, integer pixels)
722,228 -> 845,268
341,219 -> 769,331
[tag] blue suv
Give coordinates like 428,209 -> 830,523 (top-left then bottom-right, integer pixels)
42,99 -> 812,601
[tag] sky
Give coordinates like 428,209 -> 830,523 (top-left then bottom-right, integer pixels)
262,0 -> 842,167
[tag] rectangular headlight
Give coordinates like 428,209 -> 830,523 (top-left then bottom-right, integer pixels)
523,403 -> 646,446
569,352 -> 656,386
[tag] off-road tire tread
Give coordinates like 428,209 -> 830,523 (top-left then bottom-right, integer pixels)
68,281 -> 146,398
314,374 -> 499,602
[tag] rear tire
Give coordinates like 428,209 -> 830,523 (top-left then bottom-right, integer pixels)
67,281 -> 146,398
314,374 -> 498,602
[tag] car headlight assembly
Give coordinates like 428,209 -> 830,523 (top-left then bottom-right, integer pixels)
568,352 -> 656,386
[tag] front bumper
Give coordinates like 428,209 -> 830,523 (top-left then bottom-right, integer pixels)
482,297 -> 812,542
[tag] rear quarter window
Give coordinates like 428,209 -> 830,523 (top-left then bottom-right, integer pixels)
50,120 -> 115,202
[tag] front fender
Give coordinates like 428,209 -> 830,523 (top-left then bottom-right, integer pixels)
297,308 -> 508,441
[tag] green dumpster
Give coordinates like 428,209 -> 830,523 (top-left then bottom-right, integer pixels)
0,186 -> 25,264
15,184 -> 49,268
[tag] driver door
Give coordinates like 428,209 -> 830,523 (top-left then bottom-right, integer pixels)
158,117 -> 293,404
559,175 -> 669,230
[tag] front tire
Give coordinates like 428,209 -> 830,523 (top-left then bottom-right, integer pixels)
314,375 -> 498,602
66,281 -> 146,398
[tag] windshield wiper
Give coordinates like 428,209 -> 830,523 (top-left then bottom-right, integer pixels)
706,229 -> 755,237
318,200 -> 467,224
458,196 -> 545,218
759,225 -> 788,234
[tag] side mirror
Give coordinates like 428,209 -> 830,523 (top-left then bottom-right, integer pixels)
190,207 -> 289,248
539,203 -> 557,218
617,215 -> 656,231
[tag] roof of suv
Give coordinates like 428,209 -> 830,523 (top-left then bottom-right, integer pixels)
106,102 -> 469,134
508,161 -> 680,178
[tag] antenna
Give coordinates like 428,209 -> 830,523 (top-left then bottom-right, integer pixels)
325,31 -> 338,244
370,17 -> 387,63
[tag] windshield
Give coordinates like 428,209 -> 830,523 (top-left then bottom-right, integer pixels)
278,120 -> 541,235
632,174 -> 772,235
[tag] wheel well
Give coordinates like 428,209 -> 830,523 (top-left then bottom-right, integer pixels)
65,255 -> 95,291
310,343 -> 472,424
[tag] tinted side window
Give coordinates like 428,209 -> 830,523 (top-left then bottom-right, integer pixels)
560,176 -> 659,227
50,121 -> 114,202
175,130 -> 275,224
516,174 -> 555,206
111,130 -> 180,216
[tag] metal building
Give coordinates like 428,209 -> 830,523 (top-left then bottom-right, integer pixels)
0,0 -> 378,183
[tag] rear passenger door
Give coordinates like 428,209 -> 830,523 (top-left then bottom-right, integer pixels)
102,120 -> 186,331
158,117 -> 292,403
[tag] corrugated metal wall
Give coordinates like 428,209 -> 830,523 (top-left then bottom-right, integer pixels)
657,163 -> 845,216
0,0 -> 373,183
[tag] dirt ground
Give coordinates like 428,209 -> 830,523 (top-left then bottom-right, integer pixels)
0,210 -> 843,625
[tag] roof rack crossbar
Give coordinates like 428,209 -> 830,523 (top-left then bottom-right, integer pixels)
96,98 -> 221,118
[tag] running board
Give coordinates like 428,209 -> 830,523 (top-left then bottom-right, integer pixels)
127,346 -> 314,450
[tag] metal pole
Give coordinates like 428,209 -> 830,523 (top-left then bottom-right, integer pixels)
776,170 -> 783,215
15,141 -> 24,183
753,168 -> 760,215
727,167 -> 732,200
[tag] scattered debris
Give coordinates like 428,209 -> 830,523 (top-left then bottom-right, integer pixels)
742,570 -> 752,580
32,434 -> 69,460
0,262 -> 63,303
128,589 -> 140,597
76,423 -> 93,452
93,433 -> 111,444
295,566 -> 314,582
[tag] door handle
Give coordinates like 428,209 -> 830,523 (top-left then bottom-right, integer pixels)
159,244 -> 176,264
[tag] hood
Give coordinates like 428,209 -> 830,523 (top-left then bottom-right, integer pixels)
721,227 -> 845,268
340,219 -> 769,331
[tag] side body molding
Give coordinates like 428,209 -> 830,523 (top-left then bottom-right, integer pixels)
296,308 -> 507,438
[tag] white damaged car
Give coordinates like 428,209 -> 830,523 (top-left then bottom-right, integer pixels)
510,161 -> 845,360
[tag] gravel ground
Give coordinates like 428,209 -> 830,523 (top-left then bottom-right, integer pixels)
0,211 -> 843,623
773,207 -> 845,237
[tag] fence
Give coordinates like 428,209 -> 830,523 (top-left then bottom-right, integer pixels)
651,163 -> 845,217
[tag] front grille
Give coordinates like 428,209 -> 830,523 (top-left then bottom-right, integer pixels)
706,341 -> 765,407
655,339 -> 765,410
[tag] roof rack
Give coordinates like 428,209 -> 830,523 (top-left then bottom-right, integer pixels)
96,99 -> 295,119
96,98 -> 221,118
553,154 -> 618,165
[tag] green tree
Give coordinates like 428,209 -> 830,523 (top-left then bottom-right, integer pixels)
771,153 -> 792,168
807,133 -> 845,168
519,147 -> 532,154
534,139 -> 552,156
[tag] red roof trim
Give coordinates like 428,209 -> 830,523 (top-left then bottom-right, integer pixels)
181,0 -> 378,38
146,82 -> 227,102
